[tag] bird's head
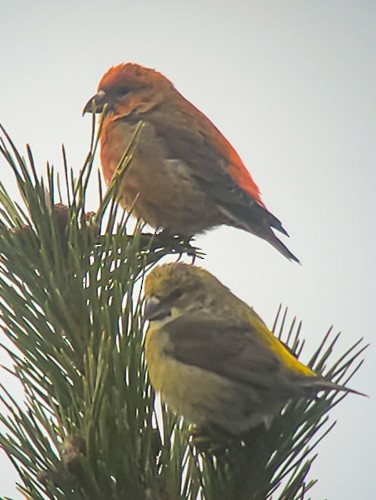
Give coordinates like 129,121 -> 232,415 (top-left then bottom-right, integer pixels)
143,263 -> 230,323
83,63 -> 174,118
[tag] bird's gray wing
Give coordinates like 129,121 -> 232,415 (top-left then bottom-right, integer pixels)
134,105 -> 285,232
137,108 -> 299,261
163,314 -> 292,389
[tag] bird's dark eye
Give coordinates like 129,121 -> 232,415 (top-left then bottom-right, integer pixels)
171,288 -> 184,300
117,88 -> 129,97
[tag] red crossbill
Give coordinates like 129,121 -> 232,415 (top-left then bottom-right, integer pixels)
84,63 -> 299,262
143,263 -> 362,432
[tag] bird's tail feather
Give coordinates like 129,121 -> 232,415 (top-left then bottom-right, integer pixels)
217,203 -> 300,263
303,377 -> 367,397
263,228 -> 300,263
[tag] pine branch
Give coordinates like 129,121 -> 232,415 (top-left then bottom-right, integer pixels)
0,125 -> 366,500
0,123 -> 198,500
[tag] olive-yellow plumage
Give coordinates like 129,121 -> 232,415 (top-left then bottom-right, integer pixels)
144,263 -> 362,432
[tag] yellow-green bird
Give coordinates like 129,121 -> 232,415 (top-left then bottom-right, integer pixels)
144,263 -> 362,432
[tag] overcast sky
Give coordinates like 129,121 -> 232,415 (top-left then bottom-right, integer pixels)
0,1 -> 375,498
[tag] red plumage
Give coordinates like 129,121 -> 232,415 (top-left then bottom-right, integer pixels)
84,63 -> 298,262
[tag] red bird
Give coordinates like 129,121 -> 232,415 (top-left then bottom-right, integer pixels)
84,63 -> 299,262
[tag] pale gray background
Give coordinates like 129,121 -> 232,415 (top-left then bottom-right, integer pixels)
0,1 -> 375,498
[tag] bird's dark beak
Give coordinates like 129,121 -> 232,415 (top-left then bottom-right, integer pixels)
82,90 -> 109,116
144,298 -> 171,321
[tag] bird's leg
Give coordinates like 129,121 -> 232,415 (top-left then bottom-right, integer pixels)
187,423 -> 237,454
153,230 -> 204,260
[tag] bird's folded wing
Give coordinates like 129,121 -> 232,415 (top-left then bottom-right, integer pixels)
163,315 -> 290,389
144,107 -> 286,234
